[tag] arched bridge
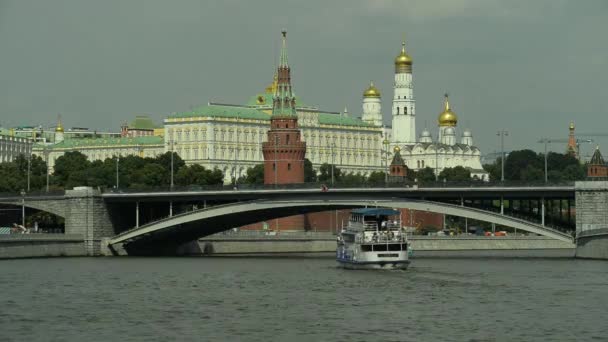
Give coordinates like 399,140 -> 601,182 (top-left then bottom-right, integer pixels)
109,197 -> 574,255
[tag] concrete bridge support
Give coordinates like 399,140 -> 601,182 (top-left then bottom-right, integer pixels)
575,181 -> 608,259
64,188 -> 114,256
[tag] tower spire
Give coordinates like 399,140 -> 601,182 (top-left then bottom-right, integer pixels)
444,93 -> 450,111
280,30 -> 288,67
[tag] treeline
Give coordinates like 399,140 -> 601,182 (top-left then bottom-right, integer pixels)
0,151 -> 224,192
483,149 -> 586,182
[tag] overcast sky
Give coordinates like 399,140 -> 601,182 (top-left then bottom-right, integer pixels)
1,0 -> 607,157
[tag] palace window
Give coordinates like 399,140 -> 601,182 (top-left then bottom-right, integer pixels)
396,107 -> 400,115
404,107 -> 408,114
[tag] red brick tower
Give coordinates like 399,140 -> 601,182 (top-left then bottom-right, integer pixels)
588,146 -> 608,178
389,146 -> 407,178
263,31 -> 306,185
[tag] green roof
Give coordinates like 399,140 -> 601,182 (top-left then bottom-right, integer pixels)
169,105 -> 270,121
129,116 -> 159,130
169,104 -> 371,128
318,113 -> 371,127
42,135 -> 164,149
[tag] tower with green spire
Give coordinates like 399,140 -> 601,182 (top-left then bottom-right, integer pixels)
262,30 -> 306,185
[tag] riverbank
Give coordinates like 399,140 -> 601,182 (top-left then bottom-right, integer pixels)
195,232 -> 575,258
0,234 -> 85,259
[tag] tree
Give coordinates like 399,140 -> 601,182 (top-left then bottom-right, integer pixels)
53,151 -> 90,188
304,159 -> 316,183
242,164 -> 265,185
318,163 -> 341,184
504,149 -> 542,181
367,171 -> 386,186
339,172 -> 366,186
439,166 -> 471,182
416,167 -> 436,183
133,163 -> 167,187
155,152 -> 185,185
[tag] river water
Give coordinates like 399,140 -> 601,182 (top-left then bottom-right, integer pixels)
0,257 -> 607,341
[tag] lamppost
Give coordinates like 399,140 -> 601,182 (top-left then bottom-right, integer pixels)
383,139 -> 389,184
167,140 -> 175,189
27,149 -> 31,192
233,115 -> 239,188
497,130 -> 509,182
44,146 -> 50,192
20,189 -> 26,227
115,156 -> 120,188
331,143 -> 335,186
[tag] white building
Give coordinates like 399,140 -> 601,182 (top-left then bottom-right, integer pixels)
382,41 -> 488,180
0,132 -> 32,163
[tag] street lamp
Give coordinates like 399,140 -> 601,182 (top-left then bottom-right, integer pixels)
331,143 -> 335,186
27,149 -> 31,192
20,189 -> 26,228
383,139 -> 389,184
167,140 -> 175,189
115,156 -> 120,189
497,130 -> 509,182
44,146 -> 50,192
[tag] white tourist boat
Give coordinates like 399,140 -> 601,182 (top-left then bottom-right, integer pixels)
336,208 -> 411,270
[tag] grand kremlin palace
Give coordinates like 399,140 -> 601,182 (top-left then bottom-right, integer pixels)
165,78 -> 384,181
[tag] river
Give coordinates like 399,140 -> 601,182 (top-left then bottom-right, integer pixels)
1,257 -> 607,341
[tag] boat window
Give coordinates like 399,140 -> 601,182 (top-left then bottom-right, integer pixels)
377,253 -> 399,258
374,245 -> 388,252
343,234 -> 355,243
361,245 -> 372,252
388,244 -> 401,251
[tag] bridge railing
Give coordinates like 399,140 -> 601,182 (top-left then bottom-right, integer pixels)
101,180 -> 575,194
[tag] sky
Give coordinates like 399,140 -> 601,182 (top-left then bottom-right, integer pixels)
1,0 -> 607,158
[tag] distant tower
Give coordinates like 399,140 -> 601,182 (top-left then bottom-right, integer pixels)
121,121 -> 129,137
588,146 -> 608,178
262,31 -> 306,185
437,94 -> 458,143
55,115 -> 64,143
461,129 -> 473,146
389,146 -> 407,180
343,106 -> 349,118
361,81 -> 382,126
391,41 -> 416,144
419,129 -> 433,143
566,121 -> 578,159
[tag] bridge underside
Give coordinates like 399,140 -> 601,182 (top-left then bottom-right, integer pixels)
119,203 -> 358,255
111,199 -> 573,256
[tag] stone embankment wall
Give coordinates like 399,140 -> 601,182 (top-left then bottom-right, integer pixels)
0,234 -> 85,259
575,229 -> 608,259
197,234 -> 574,257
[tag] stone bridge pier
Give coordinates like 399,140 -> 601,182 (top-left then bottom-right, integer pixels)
575,181 -> 608,259
63,188 -> 114,255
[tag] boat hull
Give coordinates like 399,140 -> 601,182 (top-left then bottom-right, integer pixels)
337,259 -> 410,270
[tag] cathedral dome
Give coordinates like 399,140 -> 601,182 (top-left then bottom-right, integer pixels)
438,94 -> 458,127
363,81 -> 381,98
394,42 -> 413,67
462,129 -> 472,137
444,127 -> 456,135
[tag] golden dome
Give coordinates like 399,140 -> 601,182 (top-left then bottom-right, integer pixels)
569,121 -> 575,130
394,42 -> 413,72
55,116 -> 64,132
363,81 -> 381,98
393,146 -> 401,153
438,94 -> 458,127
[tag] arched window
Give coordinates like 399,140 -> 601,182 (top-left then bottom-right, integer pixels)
417,160 -> 420,168
288,163 -> 291,171
396,107 -> 400,115
404,107 -> 408,114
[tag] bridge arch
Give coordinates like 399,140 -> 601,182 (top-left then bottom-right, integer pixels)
0,199 -> 66,219
109,198 -> 573,255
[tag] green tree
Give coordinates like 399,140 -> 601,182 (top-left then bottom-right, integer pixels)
367,171 -> 386,186
242,164 -> 265,185
53,151 -> 90,188
339,172 -> 367,186
318,163 -> 341,184
439,166 -> 471,182
304,158 -> 316,183
175,164 -> 224,186
156,152 -> 185,185
133,163 -> 167,187
416,167 -> 436,183
504,149 -> 542,181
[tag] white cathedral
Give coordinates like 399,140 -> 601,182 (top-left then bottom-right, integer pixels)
361,42 -> 488,181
